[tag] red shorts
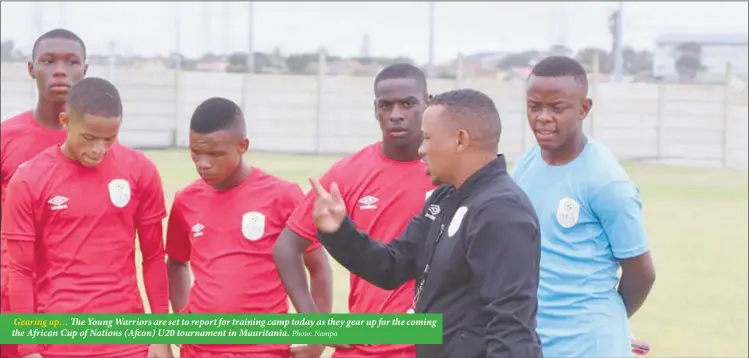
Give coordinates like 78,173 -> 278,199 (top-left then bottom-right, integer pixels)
40,346 -> 149,358
332,346 -> 415,358
180,345 -> 290,358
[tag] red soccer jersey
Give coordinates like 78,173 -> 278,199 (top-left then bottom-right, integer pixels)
0,111 -> 67,293
286,142 -> 435,358
166,168 -> 306,356
1,144 -> 167,358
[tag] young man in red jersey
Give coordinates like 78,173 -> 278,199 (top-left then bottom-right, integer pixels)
0,28 -> 87,358
1,78 -> 172,358
273,63 -> 436,358
165,97 -> 332,358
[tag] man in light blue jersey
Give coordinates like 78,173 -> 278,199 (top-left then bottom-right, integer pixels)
511,56 -> 656,358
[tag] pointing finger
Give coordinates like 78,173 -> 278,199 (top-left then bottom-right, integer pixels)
308,177 -> 330,197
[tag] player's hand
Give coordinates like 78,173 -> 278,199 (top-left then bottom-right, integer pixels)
308,177 -> 346,234
290,344 -> 325,358
147,343 -> 173,358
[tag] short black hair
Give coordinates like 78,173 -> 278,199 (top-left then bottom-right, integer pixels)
67,77 -> 122,119
190,97 -> 246,135
530,56 -> 588,94
373,63 -> 427,95
32,28 -> 86,60
428,89 -> 501,150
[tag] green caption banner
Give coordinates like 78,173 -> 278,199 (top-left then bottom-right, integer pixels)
0,314 -> 442,345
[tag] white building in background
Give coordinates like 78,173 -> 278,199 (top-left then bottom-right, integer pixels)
653,34 -> 748,82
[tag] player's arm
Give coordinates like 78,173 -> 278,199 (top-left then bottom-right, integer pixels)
274,175 -> 337,315
274,228 -> 332,314
135,159 -> 170,314
315,191 -> 435,290
465,199 -> 542,358
2,176 -> 43,356
284,184 -> 333,314
304,246 -> 332,314
165,196 -> 191,314
592,180 -> 656,318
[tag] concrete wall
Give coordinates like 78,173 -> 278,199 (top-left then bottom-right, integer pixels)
2,61 -> 747,170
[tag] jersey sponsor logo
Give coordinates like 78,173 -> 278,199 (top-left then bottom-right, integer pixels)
556,197 -> 580,229
241,211 -> 266,241
108,179 -> 131,208
425,204 -> 440,220
358,195 -> 379,210
48,195 -> 69,211
447,206 -> 468,237
191,223 -> 205,238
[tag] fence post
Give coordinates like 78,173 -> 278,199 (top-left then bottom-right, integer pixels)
314,48 -> 327,154
656,81 -> 665,161
240,71 -> 252,139
456,53 -> 465,89
721,61 -> 733,169
171,70 -> 182,148
589,51 -> 600,139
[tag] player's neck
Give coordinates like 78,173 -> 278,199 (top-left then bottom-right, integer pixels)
542,133 -> 588,166
60,142 -> 78,162
453,152 -> 497,189
381,142 -> 421,162
213,162 -> 252,191
34,99 -> 65,130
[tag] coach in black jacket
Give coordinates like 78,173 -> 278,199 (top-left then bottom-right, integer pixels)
308,89 -> 543,358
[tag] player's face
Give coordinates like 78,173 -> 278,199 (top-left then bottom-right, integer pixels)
418,106 -> 459,186
28,38 -> 87,104
60,112 -> 120,167
374,78 -> 427,147
526,75 -> 591,151
189,130 -> 249,186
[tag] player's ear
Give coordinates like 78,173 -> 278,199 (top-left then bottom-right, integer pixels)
581,98 -> 593,120
27,61 -> 36,80
83,63 -> 89,76
59,112 -> 70,128
238,138 -> 249,154
456,129 -> 470,153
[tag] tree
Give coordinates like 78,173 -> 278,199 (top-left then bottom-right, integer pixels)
225,52 -> 272,73
497,50 -> 539,70
286,53 -> 316,74
1,39 -> 15,62
674,42 -> 705,81
548,45 -> 573,57
575,47 -> 613,74
200,53 -> 219,62
622,46 -> 653,75
226,52 -> 248,73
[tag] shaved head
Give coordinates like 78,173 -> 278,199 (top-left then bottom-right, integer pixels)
427,89 -> 501,151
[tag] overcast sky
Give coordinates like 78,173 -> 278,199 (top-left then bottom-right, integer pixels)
1,1 -> 747,63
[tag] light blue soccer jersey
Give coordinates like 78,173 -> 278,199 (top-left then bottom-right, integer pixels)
511,139 -> 650,358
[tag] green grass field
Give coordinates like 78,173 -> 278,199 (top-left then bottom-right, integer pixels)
137,149 -> 748,358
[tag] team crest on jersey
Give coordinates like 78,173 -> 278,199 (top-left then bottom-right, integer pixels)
556,197 -> 580,228
447,206 -> 468,237
108,179 -> 131,208
241,211 -> 266,241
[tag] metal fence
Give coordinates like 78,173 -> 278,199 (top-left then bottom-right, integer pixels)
2,58 -> 747,170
